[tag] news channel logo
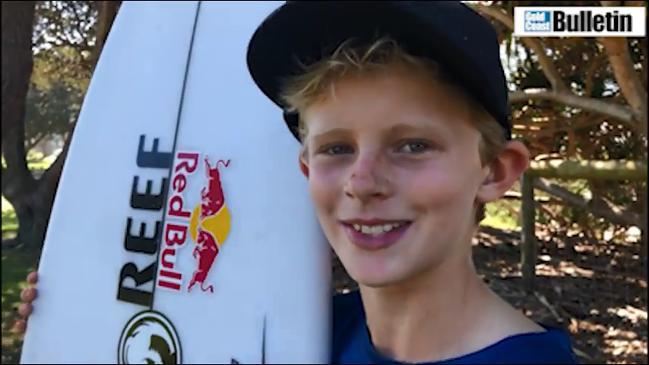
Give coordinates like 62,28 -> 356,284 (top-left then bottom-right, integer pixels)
514,7 -> 646,37
524,10 -> 552,32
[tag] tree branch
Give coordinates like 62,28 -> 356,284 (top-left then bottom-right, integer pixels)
509,89 -> 637,128
25,133 -> 47,152
598,37 -> 648,130
533,178 -> 642,227
1,167 -> 7,193
515,114 -> 604,139
469,3 -> 568,91
584,53 -> 607,96
41,121 -> 73,188
528,159 -> 647,181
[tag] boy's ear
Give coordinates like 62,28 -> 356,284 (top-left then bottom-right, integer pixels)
299,155 -> 309,178
476,140 -> 530,203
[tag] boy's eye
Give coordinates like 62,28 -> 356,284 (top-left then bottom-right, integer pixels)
318,144 -> 354,155
398,140 -> 431,153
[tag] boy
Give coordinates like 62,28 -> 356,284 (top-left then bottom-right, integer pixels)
246,1 -> 577,363
18,1 -> 577,363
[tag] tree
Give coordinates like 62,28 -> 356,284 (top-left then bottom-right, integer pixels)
2,1 -> 120,249
469,1 -> 647,252
24,80 -> 83,153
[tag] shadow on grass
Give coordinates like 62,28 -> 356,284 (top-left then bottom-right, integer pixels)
473,226 -> 647,364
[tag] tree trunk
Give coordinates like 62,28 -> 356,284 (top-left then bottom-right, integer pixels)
2,1 -> 37,246
91,1 -> 121,70
1,1 -> 120,249
520,172 -> 537,292
12,180 -> 57,249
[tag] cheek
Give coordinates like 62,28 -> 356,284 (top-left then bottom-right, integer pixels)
307,162 -> 345,215
307,164 -> 347,251
403,158 -> 481,213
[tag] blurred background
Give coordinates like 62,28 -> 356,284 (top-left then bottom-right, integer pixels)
1,1 -> 647,364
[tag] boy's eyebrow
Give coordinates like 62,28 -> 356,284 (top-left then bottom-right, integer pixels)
386,122 -> 449,139
309,122 -> 450,145
310,128 -> 350,145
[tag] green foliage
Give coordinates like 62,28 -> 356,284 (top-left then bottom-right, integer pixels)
24,1 -> 96,155
32,46 -> 91,91
32,2 -> 97,54
31,1 -> 96,90
24,80 -> 82,151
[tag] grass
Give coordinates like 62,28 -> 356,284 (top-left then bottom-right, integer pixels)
481,199 -> 521,231
26,153 -> 57,172
2,151 -> 56,170
1,196 -> 30,364
2,151 -> 58,240
2,197 -> 18,240
1,246 -> 38,364
1,151 -> 57,362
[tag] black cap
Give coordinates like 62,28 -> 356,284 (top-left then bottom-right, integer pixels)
247,1 -> 511,141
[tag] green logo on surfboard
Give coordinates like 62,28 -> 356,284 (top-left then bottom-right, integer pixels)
118,310 -> 182,364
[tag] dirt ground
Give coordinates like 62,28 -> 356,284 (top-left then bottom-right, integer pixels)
333,226 -> 648,364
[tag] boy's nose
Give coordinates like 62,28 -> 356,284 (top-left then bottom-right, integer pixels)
343,154 -> 390,203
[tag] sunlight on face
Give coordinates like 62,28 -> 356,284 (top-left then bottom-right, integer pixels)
301,66 -> 489,287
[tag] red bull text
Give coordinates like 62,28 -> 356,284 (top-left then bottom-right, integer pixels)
156,151 -> 199,291
156,152 -> 231,293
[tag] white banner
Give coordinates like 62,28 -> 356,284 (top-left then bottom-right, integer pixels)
514,6 -> 646,37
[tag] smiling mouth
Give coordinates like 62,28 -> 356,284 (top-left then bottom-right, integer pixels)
348,222 -> 408,235
340,220 -> 413,250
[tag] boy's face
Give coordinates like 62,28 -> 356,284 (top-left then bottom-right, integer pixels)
299,66 -> 511,287
300,66 -> 528,287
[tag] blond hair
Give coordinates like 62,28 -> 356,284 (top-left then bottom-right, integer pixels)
280,37 -> 506,224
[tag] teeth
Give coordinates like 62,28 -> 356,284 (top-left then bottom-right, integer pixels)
352,222 -> 403,235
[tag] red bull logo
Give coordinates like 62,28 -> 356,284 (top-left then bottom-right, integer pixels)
156,152 -> 231,294
188,157 -> 231,292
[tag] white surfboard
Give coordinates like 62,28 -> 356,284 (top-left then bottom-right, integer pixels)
20,2 -> 331,363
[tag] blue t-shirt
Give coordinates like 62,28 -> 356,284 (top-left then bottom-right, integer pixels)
333,291 -> 577,364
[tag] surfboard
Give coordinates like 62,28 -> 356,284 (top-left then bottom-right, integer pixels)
20,2 -> 331,363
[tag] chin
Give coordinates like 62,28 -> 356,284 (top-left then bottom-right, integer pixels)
342,255 -> 412,288
353,275 -> 400,288
352,270 -> 416,289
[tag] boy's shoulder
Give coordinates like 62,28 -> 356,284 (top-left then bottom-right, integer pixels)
333,289 -> 362,308
332,290 -> 365,360
461,324 -> 578,364
330,290 -> 578,364
333,289 -> 364,329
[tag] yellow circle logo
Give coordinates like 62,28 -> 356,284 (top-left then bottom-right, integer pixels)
188,204 -> 231,246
